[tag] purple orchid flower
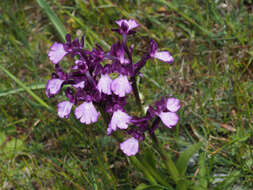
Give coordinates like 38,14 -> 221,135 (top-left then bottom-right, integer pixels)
150,40 -> 174,63
113,19 -> 139,35
46,19 -> 180,157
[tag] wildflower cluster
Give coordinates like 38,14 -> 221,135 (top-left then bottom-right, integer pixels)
46,19 -> 180,156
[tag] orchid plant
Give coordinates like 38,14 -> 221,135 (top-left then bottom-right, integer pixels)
46,19 -> 199,189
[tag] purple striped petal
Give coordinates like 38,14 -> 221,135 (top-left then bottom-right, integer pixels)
111,75 -> 132,97
154,51 -> 174,63
115,19 -> 139,31
109,110 -> 131,131
97,74 -> 112,95
75,102 -> 99,124
158,112 -> 179,128
166,98 -> 180,112
120,137 -> 139,156
45,78 -> 64,97
57,101 -> 73,118
48,42 -> 67,64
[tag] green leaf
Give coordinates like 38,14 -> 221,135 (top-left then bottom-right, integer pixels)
130,156 -> 157,185
176,142 -> 202,175
0,132 -> 6,145
36,0 -> 67,42
198,153 -> 208,189
143,149 -> 156,169
135,183 -> 169,190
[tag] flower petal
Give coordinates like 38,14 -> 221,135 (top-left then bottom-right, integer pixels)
154,51 -> 174,63
109,110 -> 131,131
166,98 -> 180,112
159,112 -> 179,128
48,42 -> 67,64
120,137 -> 139,156
57,101 -> 73,118
97,74 -> 112,95
115,19 -> 139,32
73,81 -> 85,89
45,78 -> 64,97
75,102 -> 99,124
111,75 -> 132,97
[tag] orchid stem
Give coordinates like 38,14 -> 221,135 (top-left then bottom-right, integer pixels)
131,76 -> 144,114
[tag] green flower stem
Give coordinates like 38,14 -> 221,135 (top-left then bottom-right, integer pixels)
131,76 -> 145,114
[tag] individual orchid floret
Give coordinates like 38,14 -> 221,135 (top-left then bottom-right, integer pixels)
48,42 -> 68,64
111,75 -> 132,97
74,102 -> 99,124
57,101 -> 73,118
148,97 -> 180,129
97,74 -> 113,95
108,109 -> 131,132
158,112 -> 179,128
166,98 -> 180,112
114,19 -> 139,35
120,137 -> 139,156
45,78 -> 64,97
109,42 -> 129,65
149,40 -> 174,63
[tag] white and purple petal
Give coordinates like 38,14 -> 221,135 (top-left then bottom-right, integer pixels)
109,110 -> 131,131
97,74 -> 112,95
166,98 -> 180,112
57,101 -> 73,118
75,102 -> 99,125
48,42 -> 67,64
158,112 -> 179,128
120,137 -> 139,156
73,81 -> 85,89
111,75 -> 132,97
45,78 -> 64,97
115,19 -> 139,31
154,51 -> 174,63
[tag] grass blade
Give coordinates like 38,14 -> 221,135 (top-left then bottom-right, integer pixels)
0,65 -> 52,110
0,84 -> 45,97
36,0 -> 67,41
151,0 -> 215,38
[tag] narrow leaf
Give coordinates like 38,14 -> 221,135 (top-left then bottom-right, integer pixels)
176,142 -> 202,175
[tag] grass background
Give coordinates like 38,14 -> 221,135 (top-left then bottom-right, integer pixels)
0,0 -> 252,189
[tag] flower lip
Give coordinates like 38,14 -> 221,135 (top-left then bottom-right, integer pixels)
57,101 -> 73,118
45,78 -> 64,97
48,42 -> 68,64
149,40 -> 174,63
74,101 -> 99,124
111,75 -> 132,97
158,112 -> 179,128
108,109 -> 132,131
120,137 -> 139,156
97,74 -> 113,95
